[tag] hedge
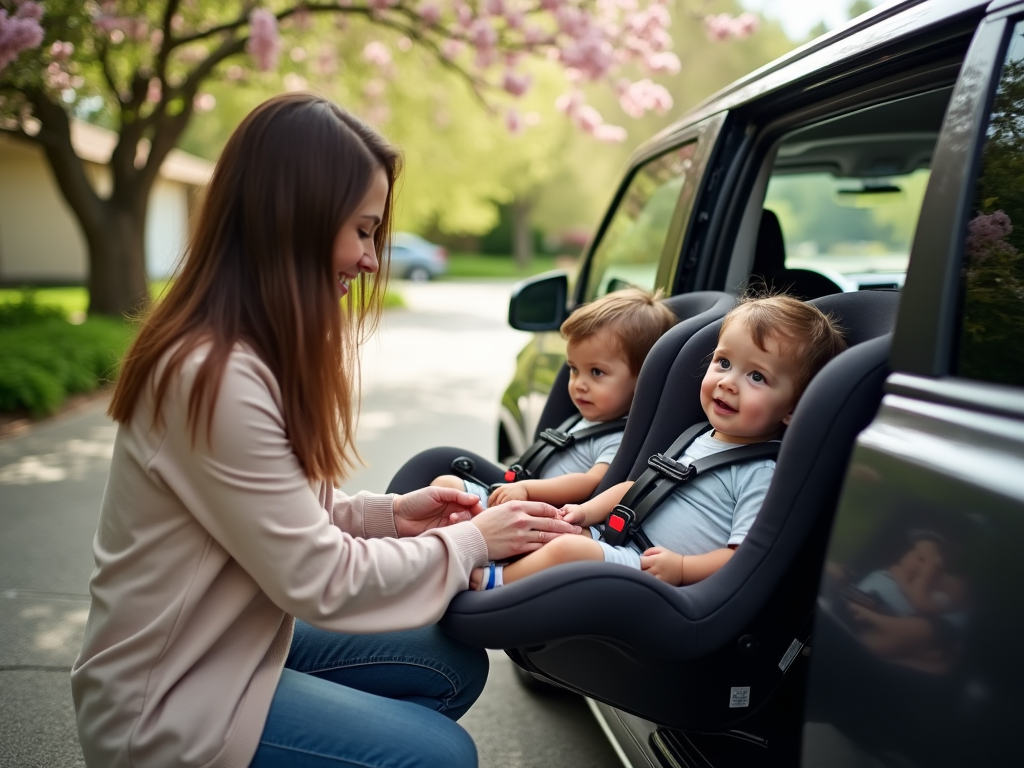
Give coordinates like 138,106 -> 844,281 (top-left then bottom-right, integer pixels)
0,297 -> 134,416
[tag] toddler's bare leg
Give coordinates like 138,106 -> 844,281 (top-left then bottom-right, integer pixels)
502,534 -> 604,585
431,474 -> 465,490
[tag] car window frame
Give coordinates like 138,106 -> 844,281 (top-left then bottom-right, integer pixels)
891,9 -> 1011,378
884,5 -> 1024,420
572,112 -> 727,307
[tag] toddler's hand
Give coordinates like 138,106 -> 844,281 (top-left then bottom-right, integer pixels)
488,483 -> 529,506
559,504 -> 587,526
640,546 -> 686,586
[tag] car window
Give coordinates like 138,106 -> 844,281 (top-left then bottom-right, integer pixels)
764,169 -> 930,287
583,142 -> 696,300
956,21 -> 1024,387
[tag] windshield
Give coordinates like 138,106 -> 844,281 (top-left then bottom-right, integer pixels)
763,168 -> 930,277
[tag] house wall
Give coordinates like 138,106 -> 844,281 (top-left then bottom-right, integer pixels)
0,134 -> 192,284
0,135 -> 88,283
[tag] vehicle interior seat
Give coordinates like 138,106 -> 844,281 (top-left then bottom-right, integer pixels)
438,289 -> 900,739
750,209 -> 844,301
387,290 -> 735,495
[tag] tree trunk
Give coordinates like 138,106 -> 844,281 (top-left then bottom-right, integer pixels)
84,198 -> 150,317
511,198 -> 533,269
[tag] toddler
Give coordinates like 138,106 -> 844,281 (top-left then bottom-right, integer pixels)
433,287 -> 677,509
472,294 -> 847,589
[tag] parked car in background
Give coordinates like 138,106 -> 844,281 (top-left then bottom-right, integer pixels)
437,1 -> 1024,766
389,232 -> 447,281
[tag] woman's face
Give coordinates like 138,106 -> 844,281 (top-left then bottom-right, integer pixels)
332,167 -> 389,299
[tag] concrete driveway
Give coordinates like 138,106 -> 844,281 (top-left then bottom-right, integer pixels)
0,279 -> 622,768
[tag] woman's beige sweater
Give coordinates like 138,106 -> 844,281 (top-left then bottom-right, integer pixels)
70,345 -> 489,768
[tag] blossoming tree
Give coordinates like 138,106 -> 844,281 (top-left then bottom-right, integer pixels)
0,0 -> 756,316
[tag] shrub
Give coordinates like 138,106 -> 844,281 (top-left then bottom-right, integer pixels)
0,316 -> 134,416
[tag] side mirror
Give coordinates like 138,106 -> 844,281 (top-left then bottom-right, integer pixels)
508,271 -> 570,332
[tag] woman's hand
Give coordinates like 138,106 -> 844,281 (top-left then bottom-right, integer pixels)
392,487 -> 483,537
471,500 -> 582,561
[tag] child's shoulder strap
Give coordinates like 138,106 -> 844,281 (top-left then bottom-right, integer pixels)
504,415 -> 627,482
601,423 -> 780,549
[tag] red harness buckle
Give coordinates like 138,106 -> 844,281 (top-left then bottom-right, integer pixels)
608,514 -> 626,532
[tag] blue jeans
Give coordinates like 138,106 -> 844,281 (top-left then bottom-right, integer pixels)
249,621 -> 489,767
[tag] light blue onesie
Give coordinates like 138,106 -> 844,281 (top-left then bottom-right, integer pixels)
595,432 -> 777,568
464,417 -> 623,508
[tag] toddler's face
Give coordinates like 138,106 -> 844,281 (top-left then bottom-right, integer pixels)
566,329 -> 637,423
699,319 -> 800,444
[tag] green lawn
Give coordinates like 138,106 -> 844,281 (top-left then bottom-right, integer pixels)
0,281 -> 406,318
443,253 -> 570,279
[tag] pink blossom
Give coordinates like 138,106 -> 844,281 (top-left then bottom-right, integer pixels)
502,70 -> 532,97
555,89 -> 583,116
731,12 -> 759,38
468,19 -> 497,50
523,25 -> 548,45
482,0 -> 505,17
703,13 -> 733,42
146,77 -> 161,103
594,123 -> 627,142
247,9 -> 281,71
619,78 -> 672,117
574,104 -> 603,133
0,2 -> 44,74
368,0 -> 399,13
292,6 -> 313,31
49,41 -> 74,61
418,2 -> 442,26
505,107 -> 524,134
441,39 -> 464,60
316,46 -> 338,76
966,210 -> 1015,265
193,93 -> 216,113
363,78 -> 386,98
645,50 -> 680,74
703,12 -> 759,42
362,41 -> 392,67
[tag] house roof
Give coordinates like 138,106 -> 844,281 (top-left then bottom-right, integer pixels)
70,119 -> 214,186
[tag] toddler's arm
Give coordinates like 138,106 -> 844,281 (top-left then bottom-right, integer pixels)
640,545 -> 738,587
488,462 -> 611,507
560,480 -> 634,528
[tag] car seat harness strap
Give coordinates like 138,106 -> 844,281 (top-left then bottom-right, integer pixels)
501,414 -> 628,483
448,414 -> 628,495
602,421 -> 781,549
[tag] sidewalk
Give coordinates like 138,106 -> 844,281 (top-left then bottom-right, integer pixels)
0,398 -> 112,768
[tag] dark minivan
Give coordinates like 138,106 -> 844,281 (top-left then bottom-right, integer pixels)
435,2 -> 1024,766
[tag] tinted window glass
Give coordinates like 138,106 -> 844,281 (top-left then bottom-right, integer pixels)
584,142 -> 696,300
957,23 -> 1024,387
764,169 -> 929,285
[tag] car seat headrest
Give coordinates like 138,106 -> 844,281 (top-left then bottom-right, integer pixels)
808,289 -> 900,347
753,209 -> 786,275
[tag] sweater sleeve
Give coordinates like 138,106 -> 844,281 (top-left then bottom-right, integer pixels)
150,347 -> 489,633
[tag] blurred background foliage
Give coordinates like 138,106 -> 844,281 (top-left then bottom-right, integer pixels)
175,0 -> 803,261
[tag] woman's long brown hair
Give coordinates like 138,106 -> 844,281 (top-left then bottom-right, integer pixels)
109,93 -> 400,482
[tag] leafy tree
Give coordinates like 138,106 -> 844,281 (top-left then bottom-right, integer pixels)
0,0 -> 757,315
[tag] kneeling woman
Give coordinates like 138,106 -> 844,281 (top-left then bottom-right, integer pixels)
71,94 -> 578,768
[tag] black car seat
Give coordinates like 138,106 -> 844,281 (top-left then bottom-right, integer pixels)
752,209 -> 844,300
437,290 -> 899,746
386,290 -> 735,495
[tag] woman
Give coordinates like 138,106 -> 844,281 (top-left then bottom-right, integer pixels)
71,93 -> 579,768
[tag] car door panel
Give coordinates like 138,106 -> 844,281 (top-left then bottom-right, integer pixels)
804,8 -> 1024,766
